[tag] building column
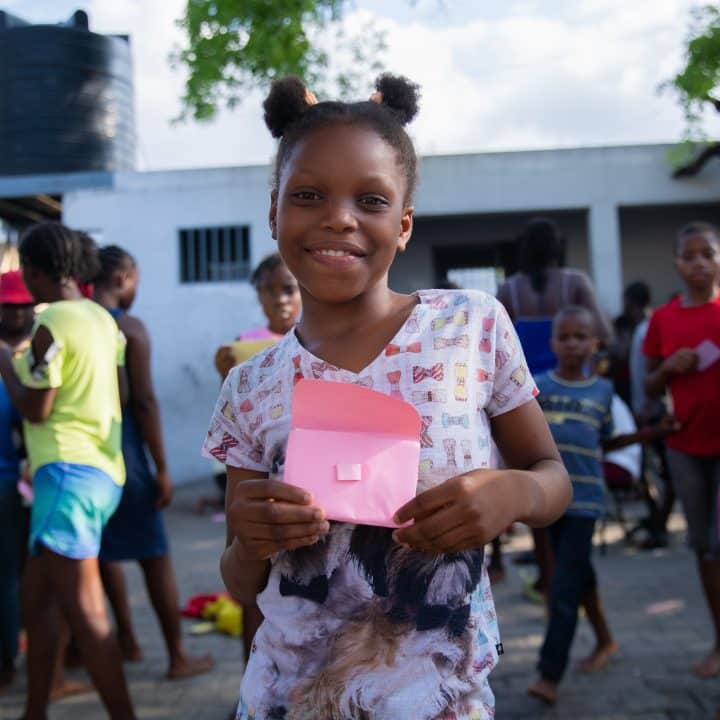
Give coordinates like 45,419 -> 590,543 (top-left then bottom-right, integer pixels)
588,203 -> 622,318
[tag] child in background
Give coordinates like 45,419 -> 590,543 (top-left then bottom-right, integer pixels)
214,253 -> 301,380
0,271 -> 34,691
644,221 -> 720,678
204,74 -> 571,720
528,306 -> 673,705
0,223 -> 135,720
94,245 -> 214,679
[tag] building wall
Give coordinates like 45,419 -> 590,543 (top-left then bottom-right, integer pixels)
63,166 -> 278,485
619,203 -> 720,305
56,145 -> 720,483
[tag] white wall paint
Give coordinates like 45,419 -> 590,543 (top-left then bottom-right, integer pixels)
63,165 -> 278,484
61,145 -> 720,483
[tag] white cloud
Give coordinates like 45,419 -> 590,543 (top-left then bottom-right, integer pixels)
6,0 -> 714,170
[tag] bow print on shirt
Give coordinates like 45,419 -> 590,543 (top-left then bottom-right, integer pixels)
411,389 -> 448,405
434,335 -> 469,350
385,342 -> 422,356
209,432 -> 239,462
431,310 -> 469,332
412,363 -> 444,383
442,413 -> 469,429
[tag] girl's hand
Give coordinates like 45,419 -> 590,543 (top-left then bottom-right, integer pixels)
154,469 -> 173,509
227,478 -> 330,560
392,469 -> 525,553
214,344 -> 236,380
662,348 -> 698,377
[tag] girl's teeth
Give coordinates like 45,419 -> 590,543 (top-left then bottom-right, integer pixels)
318,249 -> 351,257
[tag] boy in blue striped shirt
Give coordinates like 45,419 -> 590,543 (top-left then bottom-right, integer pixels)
528,306 -> 667,704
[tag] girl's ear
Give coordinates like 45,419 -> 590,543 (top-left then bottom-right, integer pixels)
397,206 -> 414,253
269,190 -> 278,240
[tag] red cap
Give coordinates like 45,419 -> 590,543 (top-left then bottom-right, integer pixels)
0,271 -> 34,305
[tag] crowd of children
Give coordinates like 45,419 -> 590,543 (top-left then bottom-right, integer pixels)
0,72 -> 718,720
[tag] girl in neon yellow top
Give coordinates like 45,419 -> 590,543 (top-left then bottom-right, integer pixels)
0,223 -> 136,719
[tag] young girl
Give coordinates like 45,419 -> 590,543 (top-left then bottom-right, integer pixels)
0,224 -> 135,719
203,74 -> 571,720
94,245 -> 214,679
214,252 -> 302,380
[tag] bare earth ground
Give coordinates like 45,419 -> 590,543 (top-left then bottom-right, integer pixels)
0,483 -> 717,720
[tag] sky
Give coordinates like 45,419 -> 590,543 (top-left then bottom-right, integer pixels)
6,0 -> 716,171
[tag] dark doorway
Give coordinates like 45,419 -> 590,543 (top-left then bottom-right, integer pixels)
433,241 -> 517,286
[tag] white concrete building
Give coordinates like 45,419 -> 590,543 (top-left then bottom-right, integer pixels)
0,143 -> 718,484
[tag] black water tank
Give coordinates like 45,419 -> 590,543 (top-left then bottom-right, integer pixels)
0,10 -> 136,175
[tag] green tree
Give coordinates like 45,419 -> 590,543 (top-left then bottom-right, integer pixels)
663,3 -> 720,177
172,0 -> 387,122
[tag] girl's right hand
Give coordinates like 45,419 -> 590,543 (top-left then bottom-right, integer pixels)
227,478 -> 330,560
662,348 -> 698,377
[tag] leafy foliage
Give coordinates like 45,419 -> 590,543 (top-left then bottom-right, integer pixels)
661,3 -> 720,170
172,0 -> 387,121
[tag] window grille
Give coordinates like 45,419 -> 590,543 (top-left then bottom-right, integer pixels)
179,225 -> 250,283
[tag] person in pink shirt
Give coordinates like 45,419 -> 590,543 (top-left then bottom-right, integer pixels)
214,254 -> 301,379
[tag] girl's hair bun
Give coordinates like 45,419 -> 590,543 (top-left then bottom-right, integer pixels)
263,76 -> 312,138
375,73 -> 420,125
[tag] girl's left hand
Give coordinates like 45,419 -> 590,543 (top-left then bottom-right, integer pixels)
392,469 -> 524,553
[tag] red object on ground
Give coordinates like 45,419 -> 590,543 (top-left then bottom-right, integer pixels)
181,592 -> 223,618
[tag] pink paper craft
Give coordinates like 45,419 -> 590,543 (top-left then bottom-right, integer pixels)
284,379 -> 421,527
695,339 -> 720,373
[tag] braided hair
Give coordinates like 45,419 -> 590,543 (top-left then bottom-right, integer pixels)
95,245 -> 136,287
19,222 -> 100,284
263,73 -> 421,203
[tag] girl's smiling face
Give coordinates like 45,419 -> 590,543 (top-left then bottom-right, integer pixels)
270,122 -> 414,305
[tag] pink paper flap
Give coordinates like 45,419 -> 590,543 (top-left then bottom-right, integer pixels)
291,378 -> 421,437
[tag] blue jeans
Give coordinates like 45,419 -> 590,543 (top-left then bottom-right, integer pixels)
0,486 -> 28,669
538,514 -> 597,683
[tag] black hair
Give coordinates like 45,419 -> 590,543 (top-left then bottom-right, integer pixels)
553,304 -> 595,332
263,73 -> 420,203
623,281 -> 651,308
675,221 -> 720,254
517,218 -> 565,293
251,252 -> 286,289
95,245 -> 136,287
19,222 -> 100,284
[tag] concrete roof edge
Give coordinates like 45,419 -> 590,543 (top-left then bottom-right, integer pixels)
0,171 -> 115,198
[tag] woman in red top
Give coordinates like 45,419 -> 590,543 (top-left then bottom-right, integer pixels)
644,221 -> 720,678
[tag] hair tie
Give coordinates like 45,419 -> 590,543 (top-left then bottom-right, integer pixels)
305,89 -> 318,106
369,91 -> 383,104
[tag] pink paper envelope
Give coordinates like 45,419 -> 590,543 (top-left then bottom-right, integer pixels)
284,379 -> 421,527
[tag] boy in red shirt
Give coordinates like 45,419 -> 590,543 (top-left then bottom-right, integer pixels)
644,221 -> 720,678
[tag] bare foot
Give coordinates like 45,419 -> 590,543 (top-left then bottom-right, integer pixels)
167,653 -> 215,680
118,635 -> 143,663
693,649 -> 720,678
50,679 -> 94,702
527,678 -> 558,705
488,565 -> 506,584
576,641 -> 620,674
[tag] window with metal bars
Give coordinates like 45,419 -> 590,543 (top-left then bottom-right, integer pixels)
178,225 -> 251,283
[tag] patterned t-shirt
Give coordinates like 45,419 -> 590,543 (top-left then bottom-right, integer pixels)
202,289 -> 537,720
